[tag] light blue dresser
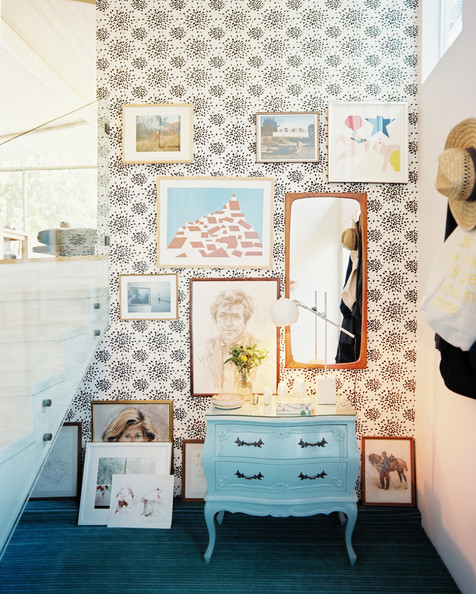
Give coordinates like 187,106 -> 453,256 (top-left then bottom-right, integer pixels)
202,398 -> 360,564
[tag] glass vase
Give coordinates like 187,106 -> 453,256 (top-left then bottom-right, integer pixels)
237,373 -> 253,399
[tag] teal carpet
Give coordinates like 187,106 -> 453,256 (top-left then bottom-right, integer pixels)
0,500 -> 460,593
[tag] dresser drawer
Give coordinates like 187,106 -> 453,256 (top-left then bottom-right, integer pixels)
213,460 -> 348,495
214,422 -> 349,460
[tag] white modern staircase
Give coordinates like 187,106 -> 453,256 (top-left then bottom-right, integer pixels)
0,257 -> 109,558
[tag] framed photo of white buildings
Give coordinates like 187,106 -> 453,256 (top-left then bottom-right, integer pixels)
256,112 -> 319,163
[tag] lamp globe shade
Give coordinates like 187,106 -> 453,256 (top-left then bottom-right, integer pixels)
270,298 -> 299,326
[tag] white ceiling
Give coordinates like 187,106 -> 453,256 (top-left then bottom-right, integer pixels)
0,0 -> 96,163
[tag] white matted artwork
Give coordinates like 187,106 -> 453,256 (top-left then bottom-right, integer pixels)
182,440 -> 206,501
190,277 -> 279,396
31,422 -> 82,499
328,101 -> 408,183
156,176 -> 274,268
122,103 -> 193,164
78,442 -> 172,525
107,474 -> 174,529
119,274 -> 178,321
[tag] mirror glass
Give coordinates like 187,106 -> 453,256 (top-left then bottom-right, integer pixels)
285,192 -> 367,369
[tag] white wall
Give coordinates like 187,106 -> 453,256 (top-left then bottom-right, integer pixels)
417,3 -> 476,593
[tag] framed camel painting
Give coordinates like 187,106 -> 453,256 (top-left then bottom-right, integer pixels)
361,436 -> 415,506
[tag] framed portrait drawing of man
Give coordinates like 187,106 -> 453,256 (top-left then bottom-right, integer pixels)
361,436 -> 415,506
91,400 -> 173,444
78,442 -> 172,525
189,278 -> 280,397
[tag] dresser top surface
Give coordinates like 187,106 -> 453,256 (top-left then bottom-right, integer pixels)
205,396 -> 356,419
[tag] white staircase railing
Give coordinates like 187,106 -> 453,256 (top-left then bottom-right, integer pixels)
0,256 -> 109,558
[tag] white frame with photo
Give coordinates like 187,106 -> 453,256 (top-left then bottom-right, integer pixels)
328,101 -> 408,183
78,442 -> 172,525
181,439 -> 206,502
119,273 -> 178,321
156,176 -> 274,268
256,112 -> 319,163
91,400 -> 173,443
122,103 -> 193,164
189,277 -> 280,396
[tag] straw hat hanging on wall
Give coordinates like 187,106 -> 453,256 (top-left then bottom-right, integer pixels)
435,117 -> 476,231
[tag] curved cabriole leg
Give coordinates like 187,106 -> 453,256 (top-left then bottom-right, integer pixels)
342,504 -> 358,565
203,503 -> 218,563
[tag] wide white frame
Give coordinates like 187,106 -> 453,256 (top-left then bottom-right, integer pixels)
157,176 -> 274,268
78,442 -> 172,525
119,273 -> 178,321
328,101 -> 408,183
122,103 -> 193,164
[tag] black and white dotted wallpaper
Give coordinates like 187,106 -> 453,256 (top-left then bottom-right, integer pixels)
67,0 -> 419,495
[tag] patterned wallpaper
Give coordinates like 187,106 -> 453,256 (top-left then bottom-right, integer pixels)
68,0 -> 419,495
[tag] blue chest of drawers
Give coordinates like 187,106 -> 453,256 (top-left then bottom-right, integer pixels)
202,400 -> 360,564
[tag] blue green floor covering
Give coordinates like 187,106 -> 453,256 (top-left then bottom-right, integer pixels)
0,500 -> 460,593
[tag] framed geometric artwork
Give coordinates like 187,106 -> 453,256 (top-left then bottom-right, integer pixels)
256,112 -> 319,163
78,442 -> 173,525
91,400 -> 173,444
189,277 -> 280,396
328,101 -> 408,183
119,273 -> 178,321
30,422 -> 82,499
156,176 -> 274,268
181,439 -> 206,502
361,436 -> 416,506
122,103 -> 193,164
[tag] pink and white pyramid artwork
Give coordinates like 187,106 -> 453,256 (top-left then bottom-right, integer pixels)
166,195 -> 263,261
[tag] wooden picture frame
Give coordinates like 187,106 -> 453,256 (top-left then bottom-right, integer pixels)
361,436 -> 415,506
78,442 -> 172,525
190,277 -> 280,396
119,273 -> 178,321
256,112 -> 319,162
182,439 -> 206,502
91,400 -> 173,444
328,101 -> 408,183
30,422 -> 82,499
122,103 -> 193,164
156,176 -> 274,268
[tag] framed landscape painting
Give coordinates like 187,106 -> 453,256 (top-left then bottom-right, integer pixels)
189,277 -> 280,396
119,273 -> 178,321
156,176 -> 274,268
328,101 -> 408,183
361,436 -> 415,506
122,103 -> 193,164
256,112 -> 319,163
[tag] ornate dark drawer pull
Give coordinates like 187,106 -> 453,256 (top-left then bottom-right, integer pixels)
298,437 -> 327,448
235,437 -> 264,448
299,471 -> 327,480
236,470 -> 264,480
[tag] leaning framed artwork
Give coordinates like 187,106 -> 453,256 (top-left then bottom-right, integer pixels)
31,422 -> 82,499
156,176 -> 274,268
91,400 -> 173,443
361,436 -> 415,506
119,273 -> 178,321
256,112 -> 319,163
328,101 -> 408,183
189,277 -> 280,396
122,103 -> 193,164
182,439 -> 206,502
78,442 -> 173,525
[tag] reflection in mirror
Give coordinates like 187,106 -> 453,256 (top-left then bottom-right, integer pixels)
285,192 -> 367,369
